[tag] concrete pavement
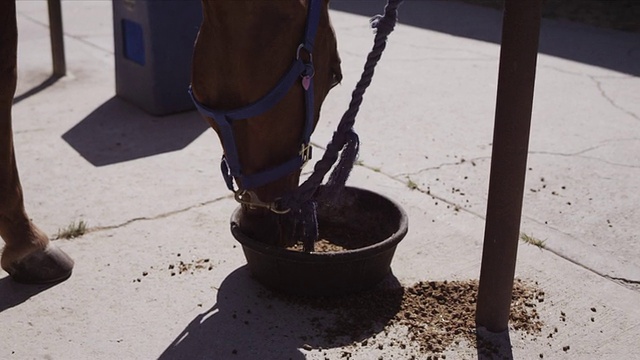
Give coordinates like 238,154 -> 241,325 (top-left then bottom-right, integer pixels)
2,1 -> 639,359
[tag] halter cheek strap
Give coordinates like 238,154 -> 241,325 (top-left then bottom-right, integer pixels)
189,0 -> 321,194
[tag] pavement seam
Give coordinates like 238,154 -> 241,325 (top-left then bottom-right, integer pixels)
359,161 -> 640,294
17,12 -> 114,55
605,276 -> 640,289
522,233 -> 640,293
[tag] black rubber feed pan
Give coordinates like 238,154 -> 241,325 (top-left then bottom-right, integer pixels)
230,186 -> 408,297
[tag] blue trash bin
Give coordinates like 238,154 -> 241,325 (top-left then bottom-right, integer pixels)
113,0 -> 202,115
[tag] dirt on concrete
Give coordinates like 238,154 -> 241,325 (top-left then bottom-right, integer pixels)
284,278 -> 545,358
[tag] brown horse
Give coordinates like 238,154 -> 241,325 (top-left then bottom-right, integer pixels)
0,0 -> 73,284
191,0 -> 342,245
0,0 -> 341,283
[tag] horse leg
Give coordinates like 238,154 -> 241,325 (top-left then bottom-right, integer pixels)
0,0 -> 73,283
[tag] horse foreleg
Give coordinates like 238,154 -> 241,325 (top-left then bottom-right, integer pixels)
0,0 -> 73,283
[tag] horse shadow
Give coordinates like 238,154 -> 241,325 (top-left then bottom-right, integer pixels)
158,266 -> 403,360
0,276 -> 59,314
62,96 -> 209,167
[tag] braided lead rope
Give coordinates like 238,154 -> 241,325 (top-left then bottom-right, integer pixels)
282,0 -> 403,251
282,0 -> 403,209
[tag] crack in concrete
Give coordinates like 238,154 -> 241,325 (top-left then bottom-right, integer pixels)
395,156 -> 490,178
529,138 -> 640,168
529,151 -> 640,169
75,194 -> 234,236
17,12 -> 52,29
568,155 -> 640,169
589,75 -> 640,122
353,160 -> 487,220
540,64 -> 635,79
540,64 -> 590,77
306,144 -> 486,219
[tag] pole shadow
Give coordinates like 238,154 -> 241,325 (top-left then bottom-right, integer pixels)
61,96 -> 209,167
475,326 -> 513,360
12,74 -> 62,105
0,276 -> 59,313
331,0 -> 640,76
158,266 -> 403,360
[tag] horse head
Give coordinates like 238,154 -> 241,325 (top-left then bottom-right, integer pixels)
190,0 -> 342,246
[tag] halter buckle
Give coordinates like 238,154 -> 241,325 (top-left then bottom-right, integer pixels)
300,143 -> 312,166
234,190 -> 291,214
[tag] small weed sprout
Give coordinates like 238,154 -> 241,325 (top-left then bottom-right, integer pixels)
520,232 -> 545,249
406,178 -> 419,190
56,220 -> 88,240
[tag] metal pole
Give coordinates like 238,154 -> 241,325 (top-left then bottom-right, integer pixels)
47,0 -> 66,77
476,0 -> 542,332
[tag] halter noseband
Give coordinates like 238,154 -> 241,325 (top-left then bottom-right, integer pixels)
189,0 -> 322,213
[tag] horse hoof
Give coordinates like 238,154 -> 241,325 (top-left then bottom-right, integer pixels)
7,244 -> 74,284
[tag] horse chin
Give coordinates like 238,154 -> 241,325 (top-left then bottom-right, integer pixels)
237,206 -> 295,248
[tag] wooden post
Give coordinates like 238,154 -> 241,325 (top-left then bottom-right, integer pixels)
47,0 -> 66,77
476,0 -> 542,332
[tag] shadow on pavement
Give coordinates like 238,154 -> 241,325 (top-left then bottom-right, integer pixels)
331,0 -> 640,76
12,74 -> 62,105
476,327 -> 513,359
158,266 -> 403,360
62,97 -> 209,167
0,277 -> 58,313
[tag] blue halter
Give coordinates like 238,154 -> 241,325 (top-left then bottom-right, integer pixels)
189,0 -> 321,197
